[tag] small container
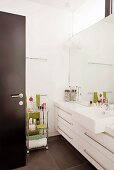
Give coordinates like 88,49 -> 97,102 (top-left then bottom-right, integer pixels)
29,124 -> 36,131
43,103 -> 47,109
71,90 -> 76,101
98,100 -> 101,107
89,101 -> 93,106
64,89 -> 70,102
33,119 -> 36,125
29,118 -> 32,125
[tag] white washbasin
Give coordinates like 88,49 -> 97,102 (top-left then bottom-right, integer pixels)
105,124 -> 114,136
78,107 -> 114,118
73,107 -> 114,133
55,101 -> 114,134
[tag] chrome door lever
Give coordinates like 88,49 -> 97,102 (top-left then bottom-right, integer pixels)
11,93 -> 23,98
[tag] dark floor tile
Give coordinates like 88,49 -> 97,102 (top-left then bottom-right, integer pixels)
48,135 -> 60,142
60,137 -> 87,163
86,162 -> 96,170
27,149 -> 59,170
48,136 -> 84,170
15,166 -> 27,170
65,162 -> 96,170
15,135 -> 96,170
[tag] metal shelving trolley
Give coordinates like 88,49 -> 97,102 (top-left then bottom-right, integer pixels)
26,94 -> 48,153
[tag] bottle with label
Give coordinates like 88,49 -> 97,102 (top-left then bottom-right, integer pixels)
64,89 -> 70,102
71,89 -> 76,101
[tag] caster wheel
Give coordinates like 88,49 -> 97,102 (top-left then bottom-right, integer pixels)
46,146 -> 48,150
27,150 -> 29,154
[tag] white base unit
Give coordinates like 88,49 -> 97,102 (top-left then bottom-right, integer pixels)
55,105 -> 114,170
57,125 -> 73,144
58,121 -> 73,140
71,133 -> 78,150
78,138 -> 114,170
78,125 -> 114,162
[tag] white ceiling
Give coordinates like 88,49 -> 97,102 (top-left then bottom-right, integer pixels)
0,0 -> 88,11
28,0 -> 88,11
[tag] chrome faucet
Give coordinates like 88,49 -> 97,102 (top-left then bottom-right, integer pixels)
103,98 -> 109,110
76,86 -> 81,101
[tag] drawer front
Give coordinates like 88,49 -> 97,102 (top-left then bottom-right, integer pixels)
57,107 -> 72,124
57,111 -> 78,150
73,121 -> 79,135
79,125 -> 114,162
57,114 -> 73,131
79,138 -> 114,170
57,121 -> 73,143
71,133 -> 78,150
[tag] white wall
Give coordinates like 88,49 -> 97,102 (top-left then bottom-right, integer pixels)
70,17 -> 114,102
73,0 -> 105,34
0,0 -> 110,135
113,0 -> 114,13
0,0 -> 71,136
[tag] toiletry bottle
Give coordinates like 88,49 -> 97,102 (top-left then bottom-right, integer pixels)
99,93 -> 103,104
78,87 -> 82,101
64,89 -> 70,102
90,101 -> 93,106
71,89 -> 76,101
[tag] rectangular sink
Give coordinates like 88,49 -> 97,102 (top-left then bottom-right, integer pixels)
72,107 -> 114,133
78,107 -> 114,118
54,101 -> 114,134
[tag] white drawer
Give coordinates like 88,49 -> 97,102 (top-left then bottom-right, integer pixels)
72,121 -> 79,135
79,137 -> 114,170
79,125 -> 114,162
57,121 -> 73,143
57,114 -> 73,131
57,109 -> 79,135
57,116 -> 78,150
57,107 -> 72,124
71,133 -> 78,150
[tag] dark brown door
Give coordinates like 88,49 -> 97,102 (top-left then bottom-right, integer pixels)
0,11 -> 26,169
105,0 -> 112,17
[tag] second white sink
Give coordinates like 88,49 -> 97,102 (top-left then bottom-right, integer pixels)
73,107 -> 114,133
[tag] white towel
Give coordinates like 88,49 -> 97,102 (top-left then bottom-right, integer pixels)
29,138 -> 47,149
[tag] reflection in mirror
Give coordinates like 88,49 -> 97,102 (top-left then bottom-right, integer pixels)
69,13 -> 114,104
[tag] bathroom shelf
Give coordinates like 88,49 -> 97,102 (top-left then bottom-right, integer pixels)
26,57 -> 47,61
28,134 -> 47,140
37,124 -> 47,129
88,62 -> 113,66
26,109 -> 48,153
88,91 -> 112,94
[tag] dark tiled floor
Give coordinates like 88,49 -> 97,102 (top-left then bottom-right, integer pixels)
16,136 -> 96,170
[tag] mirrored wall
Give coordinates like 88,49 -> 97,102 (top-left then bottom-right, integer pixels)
69,13 -> 114,103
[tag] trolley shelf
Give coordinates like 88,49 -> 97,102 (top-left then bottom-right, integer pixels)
26,109 -> 48,152
37,124 -> 47,129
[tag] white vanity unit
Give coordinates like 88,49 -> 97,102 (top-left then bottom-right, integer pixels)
54,101 -> 114,170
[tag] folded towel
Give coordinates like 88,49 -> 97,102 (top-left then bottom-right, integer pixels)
29,138 -> 47,149
29,134 -> 45,140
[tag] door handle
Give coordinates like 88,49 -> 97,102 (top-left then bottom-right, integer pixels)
11,93 -> 23,98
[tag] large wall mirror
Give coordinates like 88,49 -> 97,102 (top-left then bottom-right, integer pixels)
69,13 -> 114,103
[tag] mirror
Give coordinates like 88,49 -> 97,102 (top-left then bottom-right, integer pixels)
69,13 -> 114,103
